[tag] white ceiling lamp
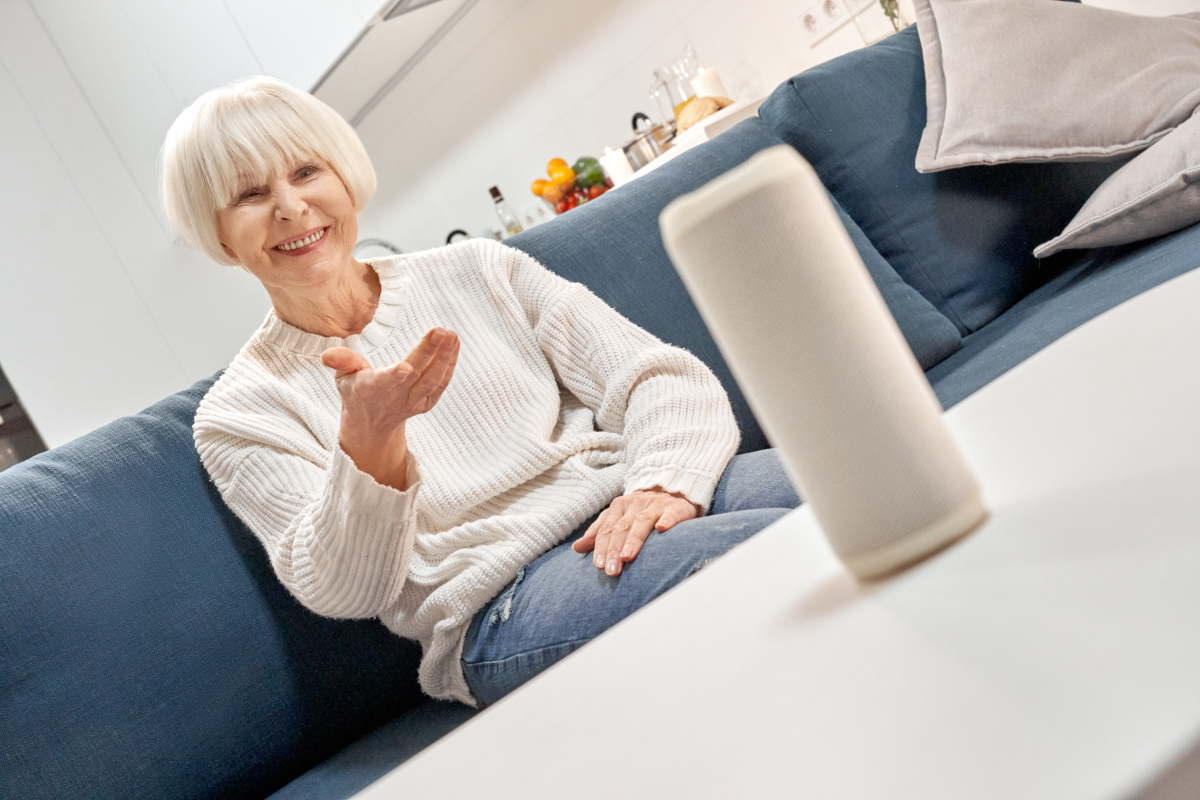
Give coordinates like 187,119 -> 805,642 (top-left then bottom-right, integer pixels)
381,0 -> 446,20
311,0 -> 482,127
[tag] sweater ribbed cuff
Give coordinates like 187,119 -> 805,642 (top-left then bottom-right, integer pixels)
624,465 -> 721,515
329,445 -> 421,519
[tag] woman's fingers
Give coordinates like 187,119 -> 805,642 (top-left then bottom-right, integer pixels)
618,507 -> 661,566
361,329 -> 460,416
572,506 -> 612,555
571,514 -> 603,554
602,518 -> 629,575
654,501 -> 695,532
425,335 -> 461,405
321,346 -> 370,376
589,501 -> 630,570
609,499 -> 666,574
399,334 -> 458,416
602,497 -> 659,576
592,514 -> 615,570
409,331 -> 459,402
401,327 -> 451,377
571,531 -> 595,554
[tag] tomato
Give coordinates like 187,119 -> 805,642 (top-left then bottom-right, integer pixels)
555,200 -> 569,214
565,194 -> 577,210
588,184 -> 604,199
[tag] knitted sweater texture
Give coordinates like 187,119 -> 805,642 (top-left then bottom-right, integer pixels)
193,239 -> 739,704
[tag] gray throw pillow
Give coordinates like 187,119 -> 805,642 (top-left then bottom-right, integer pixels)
1035,110 -> 1200,257
913,0 -> 1200,173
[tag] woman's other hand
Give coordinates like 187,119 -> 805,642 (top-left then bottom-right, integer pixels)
571,489 -> 699,576
321,327 -> 460,491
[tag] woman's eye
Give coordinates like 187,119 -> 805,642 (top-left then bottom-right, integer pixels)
236,189 -> 262,203
298,165 -> 319,179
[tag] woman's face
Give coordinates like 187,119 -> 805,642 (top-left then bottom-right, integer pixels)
216,159 -> 358,291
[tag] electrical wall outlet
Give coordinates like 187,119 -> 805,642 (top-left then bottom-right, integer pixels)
797,0 -> 852,46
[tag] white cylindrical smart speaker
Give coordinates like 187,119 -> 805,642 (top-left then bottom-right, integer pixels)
659,145 -> 986,580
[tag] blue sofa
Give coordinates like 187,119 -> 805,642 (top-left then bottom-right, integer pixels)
4,19 -> 1198,800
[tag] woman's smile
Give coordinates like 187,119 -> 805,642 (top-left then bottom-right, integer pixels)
274,225 -> 329,254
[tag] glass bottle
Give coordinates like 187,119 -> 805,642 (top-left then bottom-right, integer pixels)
489,187 -> 524,238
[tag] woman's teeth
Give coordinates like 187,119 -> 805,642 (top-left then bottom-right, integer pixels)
276,228 -> 325,251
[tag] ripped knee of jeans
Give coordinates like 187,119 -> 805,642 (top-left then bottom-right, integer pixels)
488,564 -> 526,625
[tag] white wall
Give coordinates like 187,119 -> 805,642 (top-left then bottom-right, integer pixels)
0,0 -> 373,447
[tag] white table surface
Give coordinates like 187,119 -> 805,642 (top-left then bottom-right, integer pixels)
356,267 -> 1200,799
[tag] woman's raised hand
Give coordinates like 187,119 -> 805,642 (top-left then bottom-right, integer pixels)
571,488 -> 699,576
322,327 -> 460,426
321,327 -> 460,490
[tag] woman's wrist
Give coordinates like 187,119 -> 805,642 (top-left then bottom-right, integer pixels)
640,485 -> 702,516
339,420 -> 410,491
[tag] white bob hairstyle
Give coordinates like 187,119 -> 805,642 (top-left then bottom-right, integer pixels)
161,76 -> 377,266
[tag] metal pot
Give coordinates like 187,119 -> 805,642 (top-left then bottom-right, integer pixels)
622,113 -> 675,171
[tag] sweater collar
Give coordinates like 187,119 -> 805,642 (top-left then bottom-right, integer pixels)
254,255 -> 409,357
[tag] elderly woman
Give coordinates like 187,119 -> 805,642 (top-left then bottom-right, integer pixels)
165,76 -> 799,707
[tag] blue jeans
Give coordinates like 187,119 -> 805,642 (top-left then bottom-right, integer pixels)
460,448 -> 800,706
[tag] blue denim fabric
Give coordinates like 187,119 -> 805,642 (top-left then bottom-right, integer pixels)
460,449 -> 800,706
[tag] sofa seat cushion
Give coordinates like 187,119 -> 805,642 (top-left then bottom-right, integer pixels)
928,222 -> 1200,411
507,116 -> 961,453
268,699 -> 477,800
0,376 -> 426,800
759,17 -> 1123,336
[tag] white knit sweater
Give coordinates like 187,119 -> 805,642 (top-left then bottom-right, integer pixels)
193,239 -> 739,704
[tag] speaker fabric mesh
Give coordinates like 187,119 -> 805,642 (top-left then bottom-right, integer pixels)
660,146 -> 985,578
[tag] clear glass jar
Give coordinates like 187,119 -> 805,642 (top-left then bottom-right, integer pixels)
648,45 -> 700,124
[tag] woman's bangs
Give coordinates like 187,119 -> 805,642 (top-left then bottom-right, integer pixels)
204,102 -> 321,208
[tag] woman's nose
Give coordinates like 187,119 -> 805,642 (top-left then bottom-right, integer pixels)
273,182 -> 307,220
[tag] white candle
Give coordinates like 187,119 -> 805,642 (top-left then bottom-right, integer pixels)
600,146 -> 635,187
690,67 -> 730,100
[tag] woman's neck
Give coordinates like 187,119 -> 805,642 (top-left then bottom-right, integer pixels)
266,258 -> 382,339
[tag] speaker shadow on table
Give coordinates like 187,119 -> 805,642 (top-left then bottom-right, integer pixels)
1128,733 -> 1200,800
782,571 -> 876,626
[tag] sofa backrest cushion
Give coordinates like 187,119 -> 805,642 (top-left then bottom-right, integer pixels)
759,11 -> 1125,336
0,377 -> 424,800
507,117 -> 961,453
829,189 -> 962,371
